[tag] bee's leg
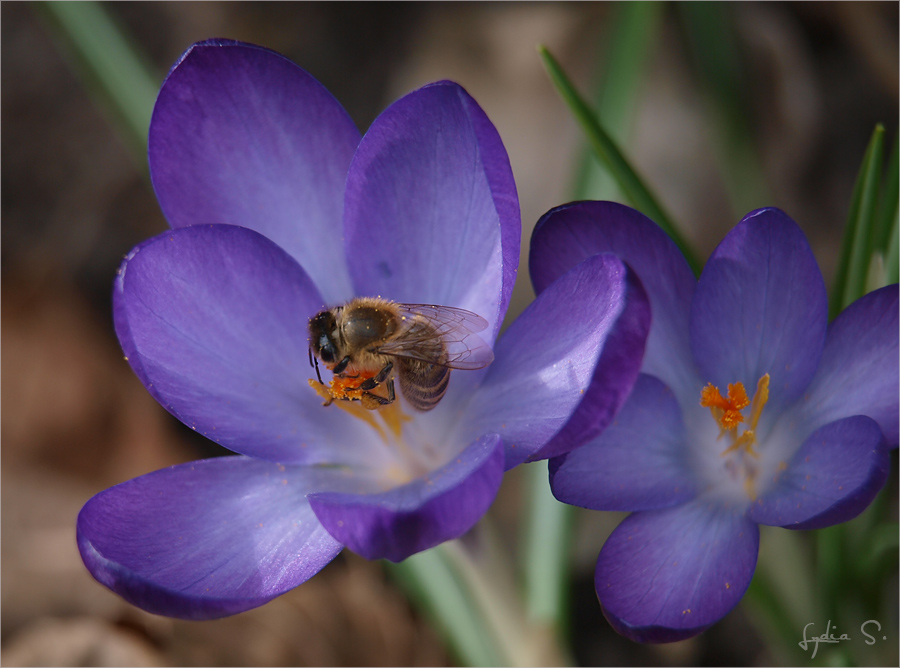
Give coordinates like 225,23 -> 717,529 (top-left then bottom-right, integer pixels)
359,361 -> 394,391
359,390 -> 392,410
359,374 -> 397,411
333,357 -> 351,375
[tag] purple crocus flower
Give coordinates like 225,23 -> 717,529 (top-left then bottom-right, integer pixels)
531,201 -> 898,643
76,42 -> 651,620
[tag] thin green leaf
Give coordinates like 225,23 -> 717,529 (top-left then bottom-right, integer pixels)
35,1 -> 158,169
864,252 -> 887,294
885,209 -> 899,284
440,535 -> 569,667
389,525 -> 569,667
574,1 -> 664,201
744,574 -> 802,661
816,524 -> 844,625
522,461 -> 574,627
539,44 -> 703,276
855,523 -> 899,582
830,124 -> 885,318
744,525 -> 815,660
677,2 -> 771,216
874,130 -> 899,253
387,550 -> 500,667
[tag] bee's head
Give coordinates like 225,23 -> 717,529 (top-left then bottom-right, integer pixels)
309,310 -> 339,364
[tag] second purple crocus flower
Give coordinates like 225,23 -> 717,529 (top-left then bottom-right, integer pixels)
77,42 -> 650,620
531,201 -> 898,643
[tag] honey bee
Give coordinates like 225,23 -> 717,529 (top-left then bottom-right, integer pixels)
308,297 -> 493,411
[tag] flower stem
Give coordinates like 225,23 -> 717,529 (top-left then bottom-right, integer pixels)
442,521 -> 571,667
522,461 -> 574,631
388,519 -> 571,666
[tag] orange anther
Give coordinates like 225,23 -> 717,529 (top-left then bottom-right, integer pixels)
700,381 -> 749,431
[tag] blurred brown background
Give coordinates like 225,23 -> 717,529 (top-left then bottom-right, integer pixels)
2,2 -> 897,666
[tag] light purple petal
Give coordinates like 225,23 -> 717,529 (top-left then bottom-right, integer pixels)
149,40 -> 360,304
750,416 -> 889,529
549,374 -> 698,511
530,201 -> 698,402
308,434 -> 504,562
464,254 -> 647,469
529,263 -> 650,461
344,81 -> 519,339
690,208 -> 827,410
114,224 -> 371,465
794,285 -> 899,446
596,501 -> 759,643
77,457 -> 344,620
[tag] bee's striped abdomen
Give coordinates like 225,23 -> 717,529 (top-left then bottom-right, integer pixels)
398,352 -> 450,412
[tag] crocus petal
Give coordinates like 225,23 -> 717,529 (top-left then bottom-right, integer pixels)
464,254 -> 648,469
750,416 -> 889,530
530,201 -> 698,401
691,208 -> 827,410
530,264 -> 650,461
308,434 -> 504,562
149,40 -> 360,304
114,224 -> 371,465
344,81 -> 519,339
77,457 -> 344,620
596,501 -> 759,643
795,285 -> 899,446
549,374 -> 698,511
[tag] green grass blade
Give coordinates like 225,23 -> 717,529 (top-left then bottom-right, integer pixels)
855,519 -> 899,582
522,461 -> 574,627
815,524 -> 844,626
677,2 -> 771,216
35,1 -> 159,168
573,1 -> 664,201
539,45 -> 702,276
744,525 -> 815,658
885,209 -> 899,284
389,525 -> 570,667
387,551 -> 500,667
830,124 -> 885,318
874,130 -> 899,253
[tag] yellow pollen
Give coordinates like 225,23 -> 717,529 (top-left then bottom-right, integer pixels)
309,379 -> 388,441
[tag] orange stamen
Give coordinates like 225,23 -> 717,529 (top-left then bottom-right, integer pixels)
701,375 -> 770,500
748,374 -> 769,432
700,382 -> 750,431
701,374 -> 770,461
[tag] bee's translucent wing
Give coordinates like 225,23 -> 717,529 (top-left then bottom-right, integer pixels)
376,303 -> 494,370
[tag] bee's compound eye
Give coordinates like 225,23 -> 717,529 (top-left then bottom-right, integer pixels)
318,336 -> 336,363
